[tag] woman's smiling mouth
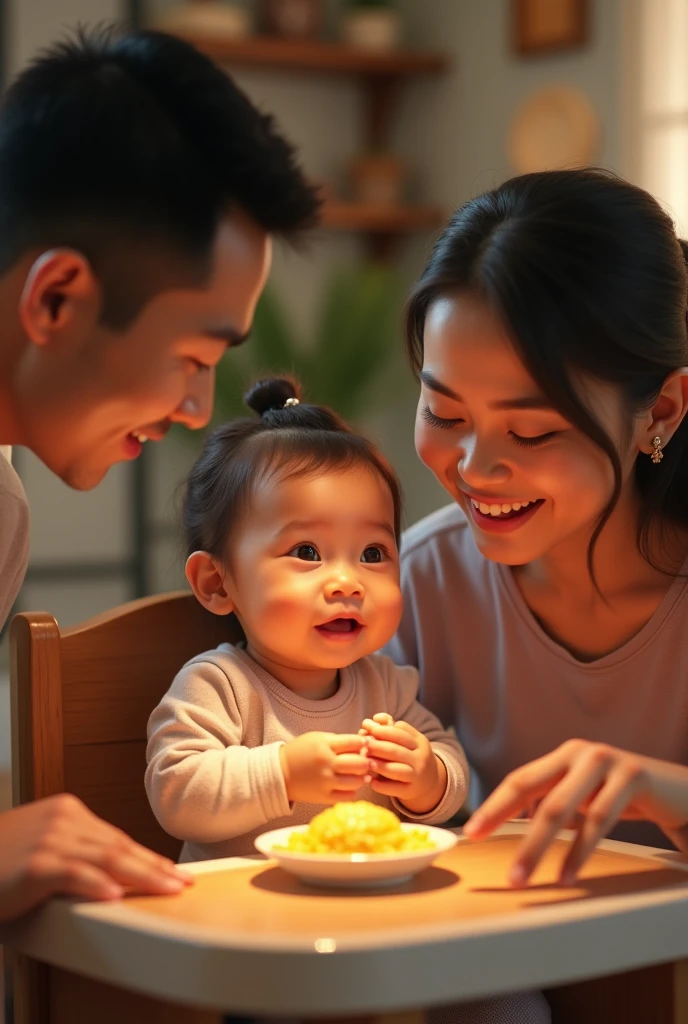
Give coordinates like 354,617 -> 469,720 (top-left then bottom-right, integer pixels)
467,496 -> 546,533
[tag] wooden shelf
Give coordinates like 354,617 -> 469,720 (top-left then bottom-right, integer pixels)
167,28 -> 450,256
173,33 -> 448,78
321,201 -> 443,233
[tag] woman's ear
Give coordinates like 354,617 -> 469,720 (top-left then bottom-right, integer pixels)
637,367 -> 688,455
185,551 -> 235,616
18,249 -> 100,346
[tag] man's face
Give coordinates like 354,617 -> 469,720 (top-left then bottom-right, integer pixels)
14,210 -> 272,489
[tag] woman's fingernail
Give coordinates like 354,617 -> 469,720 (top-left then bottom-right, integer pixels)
509,864 -> 528,888
364,775 -> 372,783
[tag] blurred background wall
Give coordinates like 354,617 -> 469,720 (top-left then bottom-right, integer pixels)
1,0 -> 683,775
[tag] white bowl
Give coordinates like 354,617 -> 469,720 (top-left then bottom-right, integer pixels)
254,824 -> 458,888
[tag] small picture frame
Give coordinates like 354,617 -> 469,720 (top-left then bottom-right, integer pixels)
513,0 -> 588,56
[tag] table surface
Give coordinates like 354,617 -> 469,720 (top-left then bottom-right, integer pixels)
7,823 -> 688,1015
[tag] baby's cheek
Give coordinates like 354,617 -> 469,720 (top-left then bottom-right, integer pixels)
379,583 -> 403,631
263,585 -> 311,619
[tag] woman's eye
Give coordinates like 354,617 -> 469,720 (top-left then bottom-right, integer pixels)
510,431 -> 559,449
421,405 -> 464,430
288,544 -> 321,562
361,546 -> 384,564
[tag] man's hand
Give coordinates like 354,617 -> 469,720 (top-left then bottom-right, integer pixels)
360,714 -> 447,814
0,795 -> 193,924
279,732 -> 371,804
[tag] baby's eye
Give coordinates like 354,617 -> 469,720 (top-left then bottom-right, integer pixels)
288,544 -> 321,562
361,546 -> 384,563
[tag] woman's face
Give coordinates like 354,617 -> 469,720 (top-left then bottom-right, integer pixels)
414,294 -> 641,566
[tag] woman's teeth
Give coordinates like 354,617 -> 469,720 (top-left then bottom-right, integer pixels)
472,499 -> 536,517
132,431 -> 148,443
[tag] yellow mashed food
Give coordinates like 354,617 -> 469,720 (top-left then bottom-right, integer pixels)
277,801 -> 435,854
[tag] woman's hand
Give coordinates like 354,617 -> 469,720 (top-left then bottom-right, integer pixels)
463,739 -> 688,887
0,795 -> 194,924
360,714 -> 447,814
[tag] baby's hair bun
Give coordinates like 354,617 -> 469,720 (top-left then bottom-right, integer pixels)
244,377 -> 302,417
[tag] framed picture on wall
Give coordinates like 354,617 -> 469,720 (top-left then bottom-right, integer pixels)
513,0 -> 588,56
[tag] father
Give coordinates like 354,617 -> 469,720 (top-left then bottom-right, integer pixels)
0,26 -> 319,923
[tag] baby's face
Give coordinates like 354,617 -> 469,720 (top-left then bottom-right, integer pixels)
224,465 -> 402,689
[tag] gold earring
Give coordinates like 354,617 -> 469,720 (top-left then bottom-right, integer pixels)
651,436 -> 664,464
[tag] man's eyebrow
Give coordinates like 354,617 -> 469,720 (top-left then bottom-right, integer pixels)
204,328 -> 251,348
419,370 -> 553,410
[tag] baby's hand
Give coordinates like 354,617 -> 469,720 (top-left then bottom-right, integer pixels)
359,712 -> 394,736
360,718 -> 447,815
279,732 -> 371,805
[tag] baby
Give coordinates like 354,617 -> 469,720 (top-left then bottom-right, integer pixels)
145,377 -> 551,1024
145,376 -> 468,862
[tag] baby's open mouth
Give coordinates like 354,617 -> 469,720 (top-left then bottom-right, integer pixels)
316,618 -> 363,635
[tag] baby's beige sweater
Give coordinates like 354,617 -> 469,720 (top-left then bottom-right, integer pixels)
146,644 -> 468,862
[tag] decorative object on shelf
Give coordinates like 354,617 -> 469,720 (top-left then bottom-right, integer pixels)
341,0 -> 402,52
508,85 -> 600,173
512,0 -> 588,56
153,0 -> 252,39
155,20 -> 447,253
199,265 -> 406,427
349,152 -> 406,206
263,0 -> 322,40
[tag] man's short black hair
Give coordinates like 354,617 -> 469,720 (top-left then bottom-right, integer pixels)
0,26 -> 320,325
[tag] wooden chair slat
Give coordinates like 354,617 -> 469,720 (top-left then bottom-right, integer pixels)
9,591 -> 233,1024
64,740 -> 181,860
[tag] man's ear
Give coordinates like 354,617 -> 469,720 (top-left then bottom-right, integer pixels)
185,551 -> 235,616
18,249 -> 101,346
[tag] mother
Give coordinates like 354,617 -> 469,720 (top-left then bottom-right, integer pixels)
384,167 -> 688,887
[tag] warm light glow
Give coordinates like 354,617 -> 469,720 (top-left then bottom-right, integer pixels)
315,938 -> 337,953
634,0 -> 688,234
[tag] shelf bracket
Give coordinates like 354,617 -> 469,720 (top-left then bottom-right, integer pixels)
362,75 -> 404,151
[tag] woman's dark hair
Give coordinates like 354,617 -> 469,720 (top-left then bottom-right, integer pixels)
183,376 -> 402,560
0,26 -> 320,327
406,168 -> 688,580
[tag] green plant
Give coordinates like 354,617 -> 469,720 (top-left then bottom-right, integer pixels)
204,262 -> 407,429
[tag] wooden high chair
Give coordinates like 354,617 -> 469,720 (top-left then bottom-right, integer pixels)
7,591 -> 238,1024
5,590 -> 681,1024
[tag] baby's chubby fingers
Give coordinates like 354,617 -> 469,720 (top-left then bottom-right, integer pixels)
360,715 -> 396,734
366,737 -> 415,764
326,733 -> 369,755
370,777 -> 412,798
369,760 -> 413,783
329,774 -> 369,793
333,752 -> 372,777
360,723 -> 417,751
359,714 -> 393,736
373,713 -> 394,727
